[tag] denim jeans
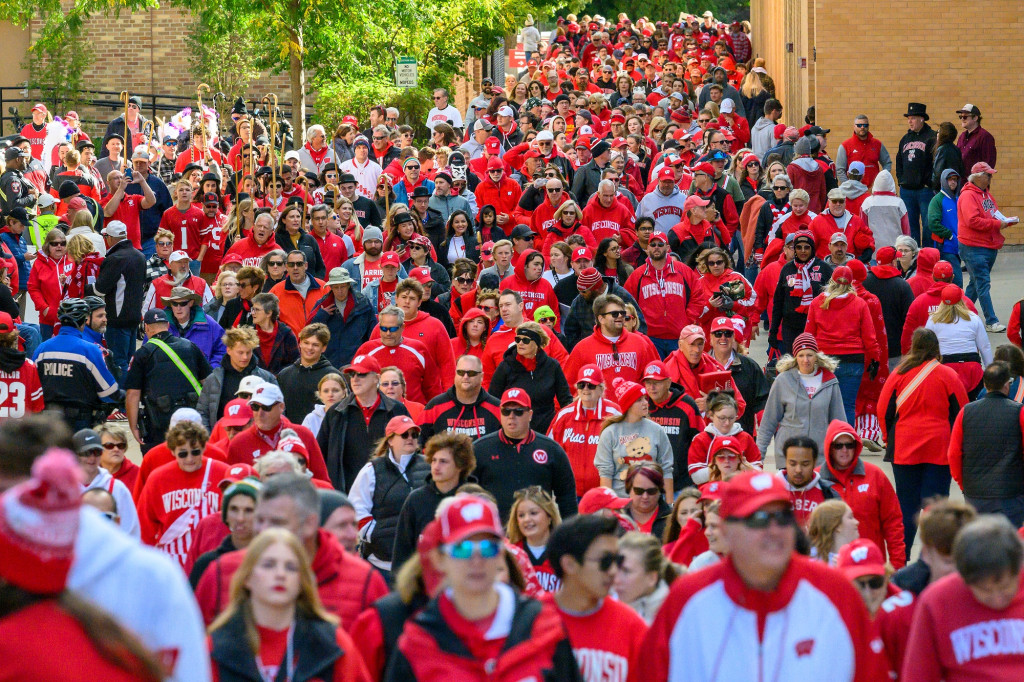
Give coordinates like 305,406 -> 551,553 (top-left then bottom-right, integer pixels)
189,259 -> 202,275
140,237 -> 156,259
901,187 -> 935,247
16,323 -> 41,358
892,463 -> 951,550
833,359 -> 863,426
649,336 -> 678,360
938,251 -> 963,289
39,324 -> 54,342
960,244 -> 999,325
106,325 -> 138,380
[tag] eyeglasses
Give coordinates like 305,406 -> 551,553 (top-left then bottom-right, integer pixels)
156,240 -> 173,246
706,259 -> 725,267
175,448 -> 203,458
833,441 -> 858,451
600,310 -> 626,318
587,551 -> 625,572
631,486 -> 660,497
855,575 -> 886,590
624,315 -> 635,322
544,172 -> 558,178
250,403 -> 279,412
169,300 -> 191,308
515,336 -> 535,345
957,114 -> 973,120
380,325 -> 401,333
372,136 -> 387,141
733,508 -> 795,530
456,369 -> 482,377
379,380 -> 402,388
268,261 -> 284,267
409,244 -> 425,251
488,169 -> 503,174
443,538 -> 501,560
455,277 -> 475,286
433,95 -> 445,101
397,430 -> 420,440
854,123 -> 869,129
501,407 -> 529,417
103,441 -> 127,450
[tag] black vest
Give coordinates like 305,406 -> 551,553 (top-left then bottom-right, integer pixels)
367,454 -> 429,562
961,392 -> 1024,499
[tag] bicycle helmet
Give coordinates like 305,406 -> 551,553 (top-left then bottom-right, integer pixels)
83,295 -> 106,311
57,298 -> 91,328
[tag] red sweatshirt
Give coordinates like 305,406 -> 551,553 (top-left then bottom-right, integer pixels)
547,398 -> 621,496
582,195 -> 635,244
877,360 -> 967,467
563,328 -> 660,395
225,419 -> 330,482
548,594 -> 648,682
809,211 -> 874,259
370,309 -> 454,389
225,234 -> 279,268
957,181 -> 1005,249
474,172 -> 522,228
662,351 -> 747,416
132,440 -> 227,500
500,249 -> 561,329
804,292 -> 880,361
622,258 -> 706,340
354,337 -> 443,403
540,221 -> 597,263
136,458 -> 229,559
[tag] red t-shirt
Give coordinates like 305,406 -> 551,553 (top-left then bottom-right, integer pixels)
376,278 -> 397,312
550,596 -> 648,682
160,205 -> 207,259
200,212 -> 227,274
101,193 -> 145,249
361,259 -> 384,290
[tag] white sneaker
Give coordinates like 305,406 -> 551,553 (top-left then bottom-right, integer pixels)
986,323 -> 1007,333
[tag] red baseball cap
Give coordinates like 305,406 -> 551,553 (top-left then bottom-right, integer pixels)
647,232 -> 668,245
379,251 -> 401,268
409,233 -> 431,247
221,253 -> 244,266
439,495 -> 504,544
720,471 -> 791,519
643,360 -> 670,381
710,316 -> 736,334
684,194 -> 710,211
709,435 -> 743,457
385,415 -> 420,437
524,149 -> 543,160
572,246 -> 593,262
342,115 -> 360,126
657,166 -> 675,181
220,398 -> 254,428
836,538 -> 887,580
692,162 -> 716,176
219,463 -> 256,489
485,136 -> 501,154
576,363 -> 603,385
971,161 -> 997,175
0,312 -> 14,334
500,388 -> 532,409
409,266 -> 433,284
932,260 -> 955,282
579,487 -> 630,514
31,103 -> 48,113
486,156 -> 504,170
574,136 -> 592,149
941,284 -> 963,306
609,113 -> 626,124
611,137 -> 628,148
698,480 -> 725,502
345,353 -> 382,375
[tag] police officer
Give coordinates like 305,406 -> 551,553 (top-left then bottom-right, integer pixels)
0,146 -> 36,217
82,295 -> 122,390
32,298 -> 122,431
124,308 -> 212,452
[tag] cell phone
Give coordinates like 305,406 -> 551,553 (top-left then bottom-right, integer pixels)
125,167 -> 134,181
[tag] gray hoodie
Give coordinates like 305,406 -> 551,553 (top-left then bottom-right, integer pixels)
757,367 -> 846,468
839,178 -> 870,200
594,418 -> 674,495
751,116 -> 777,158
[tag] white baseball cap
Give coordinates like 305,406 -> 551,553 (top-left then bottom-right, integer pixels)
284,150 -> 300,161
168,250 -> 189,263
249,382 -> 285,406
100,221 -> 127,238
720,99 -> 735,114
497,105 -> 515,117
236,376 -> 264,395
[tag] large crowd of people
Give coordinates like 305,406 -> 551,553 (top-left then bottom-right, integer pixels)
1,8 -> 1024,682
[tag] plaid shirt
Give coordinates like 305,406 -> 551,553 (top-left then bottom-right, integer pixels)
145,254 -> 167,286
154,154 -> 176,184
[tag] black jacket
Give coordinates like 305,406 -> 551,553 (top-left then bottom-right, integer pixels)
391,477 -> 462,570
365,454 -> 429,563
277,357 -> 338,423
891,559 -> 931,596
728,353 -> 771,435
189,534 -> 239,589
958,392 -> 1024,500
895,123 -> 937,190
318,391 -> 409,492
0,169 -> 33,217
274,229 -> 327,279
932,142 -> 965,191
488,346 -> 571,433
554,272 -> 580,307
256,323 -> 299,374
769,258 -> 833,352
471,429 -> 578,521
124,331 -> 212,437
418,386 -> 502,443
625,496 -> 673,539
647,387 -> 703,490
94,239 -> 147,328
863,272 -> 915,358
210,607 -> 344,682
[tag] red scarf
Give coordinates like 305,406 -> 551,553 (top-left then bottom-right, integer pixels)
304,142 -> 329,167
256,323 -> 277,366
66,253 -> 104,299
790,260 -> 815,313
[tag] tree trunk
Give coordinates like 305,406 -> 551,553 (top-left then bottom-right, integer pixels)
288,2 -> 305,147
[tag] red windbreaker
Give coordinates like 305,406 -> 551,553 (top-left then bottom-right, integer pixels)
370,309 -> 455,389
663,351 -> 747,416
622,258 -> 705,340
809,211 -> 875,259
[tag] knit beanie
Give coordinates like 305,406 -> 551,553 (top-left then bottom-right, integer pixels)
611,377 -> 646,412
0,449 -> 82,594
222,478 -> 263,524
576,267 -> 604,293
846,259 -> 868,283
791,332 -> 818,356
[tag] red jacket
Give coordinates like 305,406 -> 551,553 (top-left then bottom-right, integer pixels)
809,211 -> 874,259
473,172 -> 522,231
224,233 -> 279,268
957,180 -> 1005,249
819,420 -> 906,568
900,281 -> 977,353
225,419 -> 330,482
622,258 -> 705,340
582,194 -> 635,244
1010,299 -> 1022,347
563,328 -> 660,395
370,309 -> 454,388
500,250 -> 561,329
540,220 -> 597,263
27,253 -> 68,325
877,360 -> 967,466
355,337 -> 443,403
787,158 -> 828,213
695,269 -> 757,338
687,426 -> 760,483
664,516 -> 709,565
547,398 -> 620,496
270,276 -> 326,335
841,133 -> 885,188
194,529 -> 388,630
529,195 -> 570,241
804,291 -> 880,361
663,351 -> 747,414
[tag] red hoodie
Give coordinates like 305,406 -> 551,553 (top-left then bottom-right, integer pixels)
500,249 -> 561,329
450,307 -> 489,362
563,327 -> 660,394
582,194 -> 635,244
809,211 -> 875,259
787,158 -> 828,213
804,291 -> 880,361
224,233 -> 279,268
957,180 -> 1005,249
819,419 -> 906,568
473,169 -> 521,229
225,419 -> 330,482
622,257 -> 706,340
540,220 -> 597,262
530,195 -> 571,242
907,247 -> 939,297
370,308 -> 455,388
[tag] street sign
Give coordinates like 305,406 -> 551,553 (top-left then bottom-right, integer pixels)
396,57 -> 418,88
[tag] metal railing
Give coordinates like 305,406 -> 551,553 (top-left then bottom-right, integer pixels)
0,86 -> 314,138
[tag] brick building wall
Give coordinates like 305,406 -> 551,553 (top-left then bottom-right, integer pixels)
752,0 -> 1023,243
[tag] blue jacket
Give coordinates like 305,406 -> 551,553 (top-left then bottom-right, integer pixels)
393,179 -> 435,206
33,327 -> 119,407
928,168 -> 960,256
0,228 -> 30,290
165,306 -> 227,368
310,289 -> 377,368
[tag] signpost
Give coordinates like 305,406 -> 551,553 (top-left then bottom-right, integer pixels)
396,57 -> 418,88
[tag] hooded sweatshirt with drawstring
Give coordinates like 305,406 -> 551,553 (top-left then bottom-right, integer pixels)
500,248 -> 561,330
907,247 -> 939,297
839,177 -> 870,217
859,171 -> 910,249
778,469 -> 837,528
927,168 -> 961,255
818,419 -> 907,568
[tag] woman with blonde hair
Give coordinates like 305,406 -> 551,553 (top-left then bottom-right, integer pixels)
807,499 -> 860,565
67,208 -> 105,255
204,270 -> 239,323
27,228 -> 70,339
507,486 -> 562,592
65,233 -> 104,299
224,196 -> 255,249
739,71 -> 770,130
648,116 -> 669,145
804,265 -> 880,425
333,196 -> 363,252
208,528 -> 371,681
926,283 -> 992,398
613,531 -> 680,623
757,332 -> 846,466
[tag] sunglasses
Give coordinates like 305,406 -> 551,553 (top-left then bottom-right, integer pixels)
600,310 -> 627,318
794,244 -> 813,250
51,241 -> 67,246
373,136 -> 387,141
589,551 -> 625,572
456,369 -> 482,377
444,538 -> 501,560
156,241 -> 173,246
855,575 -> 886,590
576,382 -> 599,390
712,330 -> 733,338
77,449 -> 101,458
631,486 -> 660,497
706,259 -> 725,266
380,325 -> 401,333
397,430 -> 420,440
169,300 -> 191,308
734,508 -> 795,530
409,244 -> 425,251
286,261 -> 306,268
103,441 -> 127,450
855,123 -> 869,128
547,188 -> 563,193
175,448 -> 203,458
250,403 -> 279,412
268,261 -> 284,267
501,407 -> 529,417
489,169 -> 503,174
433,95 -> 445,100
455,277 -> 475,286
833,441 -> 858,451
348,371 -> 373,378
957,114 -> 973,120
516,336 -> 537,346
